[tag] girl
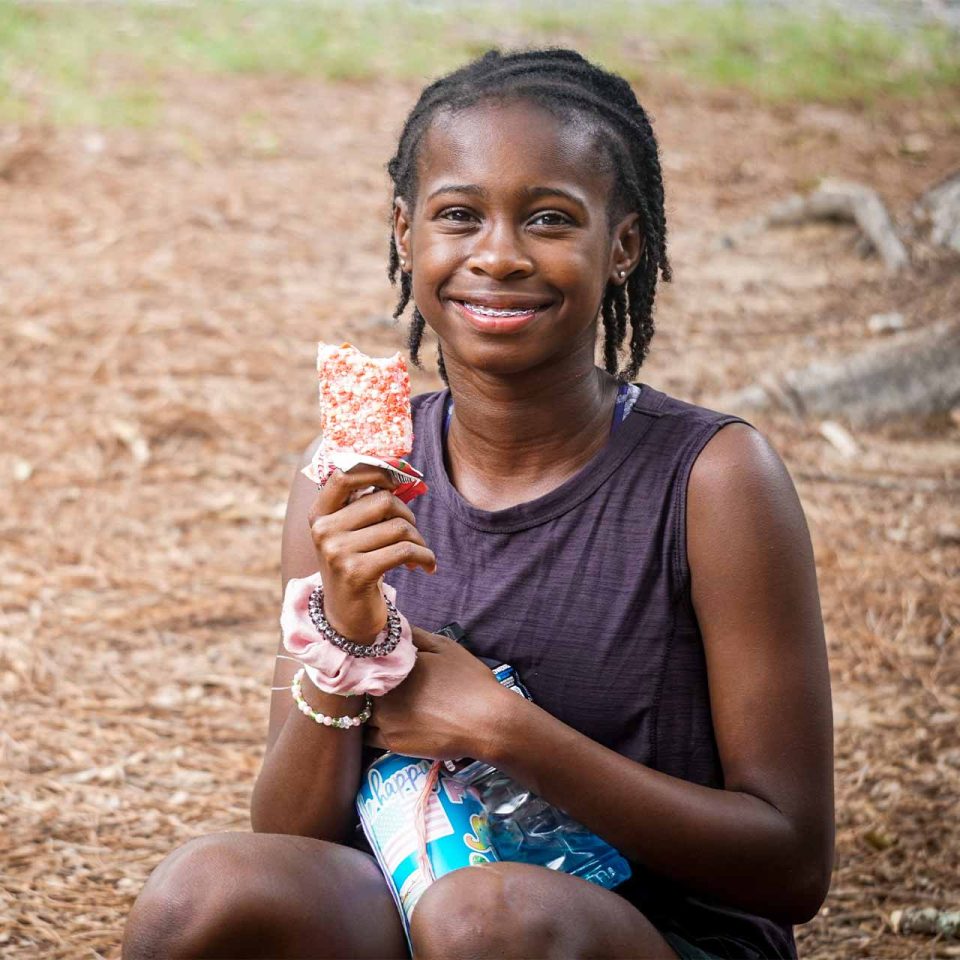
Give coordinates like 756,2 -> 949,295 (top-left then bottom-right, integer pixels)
123,49 -> 834,959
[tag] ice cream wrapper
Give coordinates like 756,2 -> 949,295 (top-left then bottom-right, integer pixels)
301,446 -> 428,504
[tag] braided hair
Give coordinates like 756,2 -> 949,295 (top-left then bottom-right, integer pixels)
386,48 -> 671,382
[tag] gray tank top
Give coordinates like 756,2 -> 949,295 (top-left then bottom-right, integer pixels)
384,383 -> 797,959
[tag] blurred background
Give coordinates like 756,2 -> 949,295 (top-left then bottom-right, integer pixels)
1,2 -> 958,957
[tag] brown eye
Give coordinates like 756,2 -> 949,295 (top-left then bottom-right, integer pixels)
439,208 -> 475,222
531,211 -> 572,227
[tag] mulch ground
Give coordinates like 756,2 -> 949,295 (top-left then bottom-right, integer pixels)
1,71 -> 958,958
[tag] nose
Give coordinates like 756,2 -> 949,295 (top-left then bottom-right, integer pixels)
466,218 -> 534,280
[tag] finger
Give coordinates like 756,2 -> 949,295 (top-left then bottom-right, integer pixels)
331,489 -> 418,532
335,516 -> 429,556
310,491 -> 418,551
313,466 -> 401,515
355,541 -> 438,579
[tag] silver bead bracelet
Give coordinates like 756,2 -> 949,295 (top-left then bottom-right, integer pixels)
307,584 -> 402,658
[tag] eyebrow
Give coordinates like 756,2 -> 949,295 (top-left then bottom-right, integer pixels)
425,183 -> 588,212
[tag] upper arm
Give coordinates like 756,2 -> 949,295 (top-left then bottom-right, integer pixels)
264,434 -> 324,753
687,422 -> 834,889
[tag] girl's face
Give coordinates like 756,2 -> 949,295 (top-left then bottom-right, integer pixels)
394,98 -> 642,379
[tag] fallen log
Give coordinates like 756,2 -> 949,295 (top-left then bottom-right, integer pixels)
764,178 -> 910,272
710,320 -> 960,427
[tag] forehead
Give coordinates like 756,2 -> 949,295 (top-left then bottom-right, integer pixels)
414,98 -> 614,208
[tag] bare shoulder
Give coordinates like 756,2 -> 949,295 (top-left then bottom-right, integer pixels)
686,422 -> 813,576
685,420 -> 821,654
688,421 -> 797,510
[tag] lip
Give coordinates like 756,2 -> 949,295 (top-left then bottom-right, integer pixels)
450,298 -> 549,334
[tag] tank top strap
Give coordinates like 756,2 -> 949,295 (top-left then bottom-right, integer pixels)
629,382 -> 752,436
626,382 -> 670,418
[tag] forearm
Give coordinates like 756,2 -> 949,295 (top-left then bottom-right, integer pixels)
483,691 -> 822,924
251,677 -> 364,843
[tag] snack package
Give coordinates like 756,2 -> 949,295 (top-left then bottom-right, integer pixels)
301,343 -> 427,503
356,753 -> 499,942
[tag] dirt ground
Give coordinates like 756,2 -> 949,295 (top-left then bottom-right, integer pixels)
1,70 -> 958,959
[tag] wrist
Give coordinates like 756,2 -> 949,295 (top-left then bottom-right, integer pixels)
300,669 -> 366,717
323,586 -> 388,645
472,683 -> 530,767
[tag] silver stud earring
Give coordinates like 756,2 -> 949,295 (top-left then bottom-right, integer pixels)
617,269 -> 626,280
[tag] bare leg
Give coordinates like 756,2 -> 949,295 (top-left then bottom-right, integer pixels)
122,832 -> 407,960
409,862 -> 680,959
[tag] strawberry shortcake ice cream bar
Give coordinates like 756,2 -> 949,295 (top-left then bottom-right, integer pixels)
302,343 -> 427,503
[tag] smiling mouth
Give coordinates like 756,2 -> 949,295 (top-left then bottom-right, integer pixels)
450,299 -> 550,332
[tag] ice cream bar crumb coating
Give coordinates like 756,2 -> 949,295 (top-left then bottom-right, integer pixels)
317,343 -> 413,457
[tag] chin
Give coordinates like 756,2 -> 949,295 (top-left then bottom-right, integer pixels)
441,340 -> 561,380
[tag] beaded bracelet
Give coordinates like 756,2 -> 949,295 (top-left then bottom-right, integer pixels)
307,584 -> 402,659
291,667 -> 372,729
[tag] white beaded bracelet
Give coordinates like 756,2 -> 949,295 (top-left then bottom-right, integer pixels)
291,667 -> 372,729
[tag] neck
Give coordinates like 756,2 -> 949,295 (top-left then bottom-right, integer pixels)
443,347 -> 619,509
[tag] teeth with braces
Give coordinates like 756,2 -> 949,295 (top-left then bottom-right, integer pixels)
463,302 -> 538,317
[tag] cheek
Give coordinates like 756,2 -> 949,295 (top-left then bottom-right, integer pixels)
548,248 -> 596,289
410,237 -> 464,300
413,227 -> 465,264
545,247 -> 608,309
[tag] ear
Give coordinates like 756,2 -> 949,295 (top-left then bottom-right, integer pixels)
393,197 -> 412,272
609,212 -> 644,285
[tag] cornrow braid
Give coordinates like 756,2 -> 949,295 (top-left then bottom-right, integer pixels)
386,47 -> 671,382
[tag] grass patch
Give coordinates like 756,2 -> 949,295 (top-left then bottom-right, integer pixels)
625,0 -> 960,102
0,0 -> 957,128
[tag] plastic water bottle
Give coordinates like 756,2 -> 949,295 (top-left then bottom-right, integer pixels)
435,623 -> 632,891
466,769 -> 632,889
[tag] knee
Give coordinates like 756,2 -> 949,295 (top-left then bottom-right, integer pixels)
121,832 -> 266,960
410,863 -> 560,959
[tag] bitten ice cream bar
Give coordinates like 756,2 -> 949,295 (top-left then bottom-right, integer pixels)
301,343 -> 427,503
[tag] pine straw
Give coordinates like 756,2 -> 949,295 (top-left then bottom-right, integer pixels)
1,74 -> 958,959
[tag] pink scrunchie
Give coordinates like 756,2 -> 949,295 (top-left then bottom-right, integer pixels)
280,572 -> 416,697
